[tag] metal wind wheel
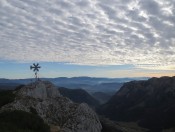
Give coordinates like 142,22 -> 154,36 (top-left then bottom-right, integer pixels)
30,63 -> 41,80
30,63 -> 41,72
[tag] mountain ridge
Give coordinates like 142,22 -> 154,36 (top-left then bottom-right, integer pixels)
98,76 -> 175,131
59,87 -> 100,108
0,77 -> 149,84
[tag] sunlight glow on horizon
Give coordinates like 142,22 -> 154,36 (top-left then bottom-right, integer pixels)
0,62 -> 174,79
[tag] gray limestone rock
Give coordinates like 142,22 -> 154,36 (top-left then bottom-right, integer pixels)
17,81 -> 61,99
1,81 -> 102,132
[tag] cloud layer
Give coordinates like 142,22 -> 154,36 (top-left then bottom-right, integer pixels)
0,0 -> 175,67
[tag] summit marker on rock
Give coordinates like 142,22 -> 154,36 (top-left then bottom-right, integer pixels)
30,63 -> 41,80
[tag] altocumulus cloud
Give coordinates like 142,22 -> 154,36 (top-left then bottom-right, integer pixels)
0,0 -> 175,68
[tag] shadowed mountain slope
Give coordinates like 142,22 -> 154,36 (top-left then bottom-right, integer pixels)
59,87 -> 100,108
92,92 -> 112,104
98,76 -> 175,131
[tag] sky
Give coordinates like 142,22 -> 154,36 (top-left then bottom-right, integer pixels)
0,0 -> 175,79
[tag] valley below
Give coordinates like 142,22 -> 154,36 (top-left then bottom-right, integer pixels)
1,76 -> 175,132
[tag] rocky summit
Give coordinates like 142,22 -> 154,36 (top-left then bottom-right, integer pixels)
1,81 -> 102,132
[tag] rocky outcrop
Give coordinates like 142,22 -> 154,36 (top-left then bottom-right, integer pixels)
1,81 -> 102,132
17,81 -> 61,99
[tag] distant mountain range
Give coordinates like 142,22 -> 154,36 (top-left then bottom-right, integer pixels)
0,83 -> 21,90
0,77 -> 149,93
98,76 -> 175,131
0,77 -> 149,84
